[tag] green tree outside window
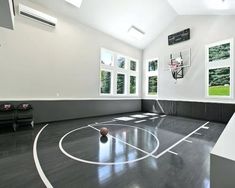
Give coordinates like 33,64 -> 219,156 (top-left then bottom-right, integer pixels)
117,74 -> 125,94
101,70 -> 111,94
130,76 -> 136,94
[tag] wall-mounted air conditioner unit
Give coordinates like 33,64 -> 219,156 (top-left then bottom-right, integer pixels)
19,4 -> 57,27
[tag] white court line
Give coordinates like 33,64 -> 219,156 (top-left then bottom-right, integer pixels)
88,125 -> 150,156
33,124 -> 53,188
154,122 -> 210,159
149,117 -> 159,120
34,120 -> 209,187
168,150 -> 178,156
134,120 -> 146,124
202,126 -> 209,130
60,123 -> 160,165
184,139 -> 193,143
194,132 -> 202,135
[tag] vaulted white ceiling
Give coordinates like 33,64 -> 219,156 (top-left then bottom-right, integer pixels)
27,0 -> 235,50
29,0 -> 177,49
167,0 -> 235,15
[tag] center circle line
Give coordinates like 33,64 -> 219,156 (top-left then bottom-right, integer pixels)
59,123 -> 159,165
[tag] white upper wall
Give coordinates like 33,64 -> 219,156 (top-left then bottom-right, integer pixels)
0,0 -> 142,100
31,0 -> 177,49
143,15 -> 235,103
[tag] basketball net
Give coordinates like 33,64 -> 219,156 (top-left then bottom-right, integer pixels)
169,62 -> 180,72
168,59 -> 183,82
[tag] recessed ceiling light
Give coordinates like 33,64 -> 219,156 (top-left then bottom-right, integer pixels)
65,0 -> 83,8
128,26 -> 145,39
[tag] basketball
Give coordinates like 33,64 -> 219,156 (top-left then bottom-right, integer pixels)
100,127 -> 108,136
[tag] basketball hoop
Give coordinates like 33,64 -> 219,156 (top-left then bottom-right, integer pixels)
169,61 -> 181,72
164,49 -> 191,81
168,54 -> 184,80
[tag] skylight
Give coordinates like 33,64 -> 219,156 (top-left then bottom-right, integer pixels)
65,0 -> 83,8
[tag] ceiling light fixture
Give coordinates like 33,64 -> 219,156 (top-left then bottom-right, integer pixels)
128,26 -> 145,39
65,0 -> 83,8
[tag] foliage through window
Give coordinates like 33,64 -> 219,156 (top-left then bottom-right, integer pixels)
209,67 -> 230,96
148,76 -> 157,95
206,39 -> 233,98
209,43 -> 230,62
130,60 -> 137,71
148,60 -> 158,71
117,56 -> 125,69
100,70 -> 112,94
117,74 -> 125,94
130,76 -> 136,94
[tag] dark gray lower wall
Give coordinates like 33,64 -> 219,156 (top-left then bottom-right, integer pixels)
142,99 -> 235,123
3,99 -> 141,123
4,99 -> 233,124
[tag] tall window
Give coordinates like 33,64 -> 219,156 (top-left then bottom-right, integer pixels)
101,49 -> 114,66
130,76 -> 136,94
146,59 -> 158,95
100,48 -> 114,95
130,60 -> 137,71
100,70 -> 112,94
129,59 -> 138,95
117,73 -> 125,94
206,39 -> 233,98
117,56 -> 126,69
100,48 -> 138,96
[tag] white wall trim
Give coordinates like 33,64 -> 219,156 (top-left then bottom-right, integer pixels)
142,97 -> 235,104
1,97 -> 234,104
0,98 -> 142,101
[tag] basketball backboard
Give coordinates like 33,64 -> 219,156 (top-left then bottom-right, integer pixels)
164,48 -> 191,70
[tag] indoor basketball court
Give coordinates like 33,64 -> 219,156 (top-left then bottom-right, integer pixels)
0,0 -> 235,188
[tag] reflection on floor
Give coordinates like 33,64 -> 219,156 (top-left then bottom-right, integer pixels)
0,112 -> 225,188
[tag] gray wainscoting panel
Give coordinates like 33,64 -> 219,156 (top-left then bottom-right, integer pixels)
142,99 -> 235,123
175,101 -> 192,118
1,99 -> 141,123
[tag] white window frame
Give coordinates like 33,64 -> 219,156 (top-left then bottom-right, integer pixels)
146,58 -> 159,96
100,48 -> 139,96
205,38 -> 234,99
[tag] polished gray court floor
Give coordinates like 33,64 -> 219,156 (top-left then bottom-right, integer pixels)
0,113 -> 225,188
